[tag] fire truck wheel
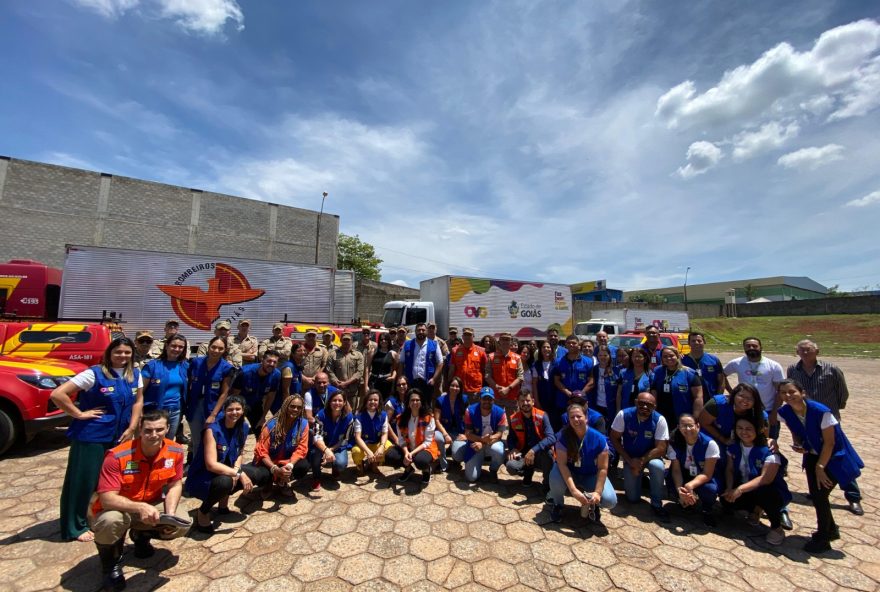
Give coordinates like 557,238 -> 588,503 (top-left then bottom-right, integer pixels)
0,408 -> 18,456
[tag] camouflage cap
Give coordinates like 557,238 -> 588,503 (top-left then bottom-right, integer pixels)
238,319 -> 251,327
216,321 -> 231,330
273,322 -> 285,331
135,330 -> 154,341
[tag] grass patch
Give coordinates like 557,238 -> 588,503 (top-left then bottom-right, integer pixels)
691,314 -> 880,358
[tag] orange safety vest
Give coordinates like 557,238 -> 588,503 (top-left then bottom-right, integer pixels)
490,351 -> 521,400
398,414 -> 440,460
91,438 -> 185,514
509,409 -> 547,451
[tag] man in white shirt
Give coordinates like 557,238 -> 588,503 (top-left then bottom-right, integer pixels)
401,323 -> 444,400
723,337 -> 784,435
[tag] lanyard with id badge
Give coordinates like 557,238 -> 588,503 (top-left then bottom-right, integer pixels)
663,369 -> 679,394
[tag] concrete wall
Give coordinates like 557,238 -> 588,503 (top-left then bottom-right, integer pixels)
735,296 -> 880,317
356,279 -> 420,323
0,156 -> 338,268
573,301 -> 723,323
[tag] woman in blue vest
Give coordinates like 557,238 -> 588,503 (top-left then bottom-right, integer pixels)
699,383 -> 767,447
277,343 -> 305,413
433,376 -> 467,472
186,336 -> 235,458
588,346 -> 621,426
548,401 -> 617,524
384,376 -> 408,445
50,337 -> 143,542
187,395 -> 258,533
777,379 -> 864,553
141,334 -> 189,440
351,389 -> 391,476
310,391 -> 354,487
651,347 -> 702,428
619,347 -> 653,409
666,414 -> 721,526
250,394 -> 311,498
532,342 -> 560,430
722,417 -> 791,546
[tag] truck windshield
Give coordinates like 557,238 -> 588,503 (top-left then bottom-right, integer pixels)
382,308 -> 404,327
575,323 -> 604,335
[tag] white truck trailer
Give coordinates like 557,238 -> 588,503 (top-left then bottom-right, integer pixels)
574,308 -> 690,340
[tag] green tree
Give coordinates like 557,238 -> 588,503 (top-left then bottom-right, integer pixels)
627,293 -> 666,304
337,234 -> 382,281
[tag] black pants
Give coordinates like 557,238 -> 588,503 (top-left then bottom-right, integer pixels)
409,378 -> 435,403
505,449 -> 554,486
721,483 -> 784,528
250,459 -> 311,488
385,446 -> 434,473
805,453 -> 839,539
198,464 -> 262,513
246,402 -> 267,434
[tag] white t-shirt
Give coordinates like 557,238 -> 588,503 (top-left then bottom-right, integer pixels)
409,339 -> 444,380
541,361 -> 552,381
794,410 -> 838,454
723,356 -> 784,410
732,444 -> 780,482
481,413 -> 493,436
522,366 -> 537,393
353,411 -> 389,435
610,411 -> 669,441
406,416 -> 435,449
71,368 -> 144,390
667,440 -> 721,475
597,367 -> 607,407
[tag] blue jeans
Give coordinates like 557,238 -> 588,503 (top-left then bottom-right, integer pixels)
450,440 -> 469,463
548,464 -> 618,508
434,432 -> 451,470
308,447 -> 349,479
622,458 -> 666,508
187,405 -> 206,460
665,471 -> 718,510
165,408 -> 181,442
461,441 -> 505,483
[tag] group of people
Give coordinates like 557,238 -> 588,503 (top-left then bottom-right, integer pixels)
49,320 -> 865,592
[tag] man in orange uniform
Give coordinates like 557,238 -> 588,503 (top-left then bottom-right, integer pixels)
448,327 -> 488,403
90,409 -> 190,592
506,391 -> 555,489
485,332 -> 524,414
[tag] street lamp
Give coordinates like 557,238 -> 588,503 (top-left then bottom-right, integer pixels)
683,266 -> 691,310
315,191 -> 328,264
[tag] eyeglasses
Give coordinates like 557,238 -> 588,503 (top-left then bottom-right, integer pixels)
636,401 -> 656,408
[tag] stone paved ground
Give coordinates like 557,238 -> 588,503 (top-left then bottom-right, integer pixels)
1,352 -> 878,592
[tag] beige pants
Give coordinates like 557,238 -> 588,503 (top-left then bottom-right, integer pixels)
90,501 -> 190,545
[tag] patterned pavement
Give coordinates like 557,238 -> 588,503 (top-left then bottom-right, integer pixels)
0,352 -> 878,592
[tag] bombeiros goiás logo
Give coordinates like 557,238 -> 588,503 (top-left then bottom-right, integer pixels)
156,263 -> 265,330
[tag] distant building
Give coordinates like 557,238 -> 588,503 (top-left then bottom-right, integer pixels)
624,276 -> 828,305
571,280 -> 624,303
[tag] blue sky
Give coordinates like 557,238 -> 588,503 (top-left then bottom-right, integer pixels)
2,1 -> 880,292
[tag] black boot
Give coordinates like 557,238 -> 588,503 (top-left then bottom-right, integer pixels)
95,541 -> 126,592
130,530 -> 155,558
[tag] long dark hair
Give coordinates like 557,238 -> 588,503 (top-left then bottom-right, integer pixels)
360,389 -> 382,413
222,394 -> 248,447
206,335 -> 229,360
561,401 -> 588,458
272,394 -> 306,450
595,345 -> 613,370
730,383 -> 766,427
160,334 -> 188,362
101,336 -> 136,381
671,413 -> 697,451
732,416 -> 768,448
398,388 -> 429,427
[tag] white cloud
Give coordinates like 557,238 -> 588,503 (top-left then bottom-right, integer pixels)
732,121 -> 799,160
389,279 -> 410,287
656,19 -> 880,129
777,144 -> 845,169
845,190 -> 880,207
676,141 -> 723,179
70,0 -> 243,34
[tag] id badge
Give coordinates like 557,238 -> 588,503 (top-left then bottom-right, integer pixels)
663,383 -> 671,393
696,369 -> 702,377
689,465 -> 698,477
574,456 -> 582,468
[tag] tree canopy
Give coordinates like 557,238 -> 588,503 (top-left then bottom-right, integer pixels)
337,234 -> 383,281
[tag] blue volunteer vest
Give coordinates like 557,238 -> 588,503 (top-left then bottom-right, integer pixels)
357,410 -> 387,445
682,353 -> 723,399
727,442 -> 792,504
620,369 -> 653,408
532,359 -> 556,411
186,356 -> 234,421
185,415 -> 249,500
463,402 -> 506,462
705,394 -> 770,441
588,365 -> 620,414
778,400 -> 864,485
265,416 -> 309,459
652,366 -> 699,423
67,365 -> 139,443
621,407 -> 661,458
316,409 -> 353,451
403,339 -> 438,382
142,359 -> 188,411
671,431 -> 719,483
557,426 -> 607,477
236,363 -> 281,407
553,354 -> 593,409
437,393 -> 466,436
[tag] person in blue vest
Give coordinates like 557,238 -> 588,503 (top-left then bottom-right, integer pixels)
722,417 -> 791,546
251,394 -> 311,498
230,350 -> 281,434
777,379 -> 864,553
594,331 -> 618,362
548,400 -> 617,524
609,392 -> 670,521
278,343 -> 306,406
433,376 -> 467,472
50,337 -> 144,542
187,395 -> 258,533
666,413 -> 721,526
304,371 -> 338,428
141,334 -> 189,439
351,389 -> 391,476
310,390 -> 354,488
456,387 -> 508,483
587,346 -> 621,426
401,323 -> 445,400
186,336 -> 235,459
619,347 -> 654,409
639,326 -> 664,370
384,375 -> 408,445
505,391 -> 555,489
651,346 -> 703,428
532,342 -> 560,429
552,335 -> 594,420
681,332 -> 725,403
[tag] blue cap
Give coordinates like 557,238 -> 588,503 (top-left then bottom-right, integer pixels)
479,386 -> 495,399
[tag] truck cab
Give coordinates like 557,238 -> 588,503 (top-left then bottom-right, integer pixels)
0,260 -> 62,319
382,301 -> 436,337
0,321 -> 124,366
574,319 -> 624,341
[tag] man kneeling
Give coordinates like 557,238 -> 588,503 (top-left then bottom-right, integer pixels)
505,391 -> 555,490
90,409 -> 191,591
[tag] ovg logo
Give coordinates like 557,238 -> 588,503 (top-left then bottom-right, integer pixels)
464,306 -> 489,318
508,300 -> 519,319
157,263 -> 265,330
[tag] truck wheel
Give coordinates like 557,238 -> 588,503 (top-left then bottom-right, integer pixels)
0,408 -> 19,456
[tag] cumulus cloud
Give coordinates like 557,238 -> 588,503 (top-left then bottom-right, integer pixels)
732,121 -> 799,160
777,144 -> 845,169
70,0 -> 243,34
676,141 -> 723,179
389,279 -> 410,287
656,19 -> 880,129
845,190 -> 880,207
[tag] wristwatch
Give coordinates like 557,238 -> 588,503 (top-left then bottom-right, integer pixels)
236,466 -> 243,477
817,463 -> 825,470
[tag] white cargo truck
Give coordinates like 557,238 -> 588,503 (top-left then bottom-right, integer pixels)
59,245 -> 356,342
383,275 -> 573,340
575,308 -> 690,340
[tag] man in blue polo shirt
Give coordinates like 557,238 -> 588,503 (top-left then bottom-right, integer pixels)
552,335 -> 594,413
230,350 -> 281,434
682,332 -> 725,403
